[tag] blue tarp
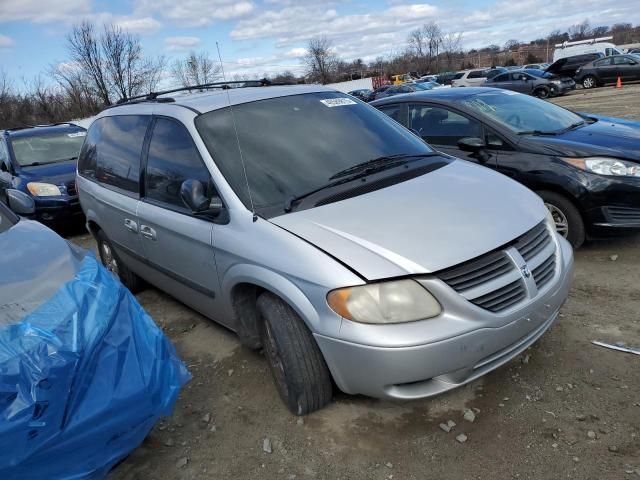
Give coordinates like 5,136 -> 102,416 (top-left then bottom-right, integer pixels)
0,254 -> 190,479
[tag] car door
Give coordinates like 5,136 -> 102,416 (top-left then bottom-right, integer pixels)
466,70 -> 486,86
613,55 -> 639,81
511,72 -> 534,93
407,103 -> 497,167
594,57 -> 615,82
78,115 -> 150,271
489,73 -> 513,91
136,116 -> 227,326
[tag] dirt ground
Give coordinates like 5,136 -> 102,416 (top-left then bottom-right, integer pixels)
70,85 -> 640,480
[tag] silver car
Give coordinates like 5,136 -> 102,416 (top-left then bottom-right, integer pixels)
77,84 -> 574,414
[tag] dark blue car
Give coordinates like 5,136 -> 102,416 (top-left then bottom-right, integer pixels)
0,123 -> 86,227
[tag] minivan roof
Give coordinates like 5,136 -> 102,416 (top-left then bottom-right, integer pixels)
2,123 -> 85,139
114,84 -> 334,115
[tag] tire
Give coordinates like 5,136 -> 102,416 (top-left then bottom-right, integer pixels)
96,229 -> 144,292
582,75 -> 597,89
534,87 -> 550,99
257,292 -> 333,415
537,191 -> 585,248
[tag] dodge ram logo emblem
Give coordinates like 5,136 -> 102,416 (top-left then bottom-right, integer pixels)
520,265 -> 531,279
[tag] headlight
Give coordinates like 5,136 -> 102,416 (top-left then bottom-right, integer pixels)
560,157 -> 640,177
27,182 -> 62,196
327,279 -> 441,324
552,80 -> 562,85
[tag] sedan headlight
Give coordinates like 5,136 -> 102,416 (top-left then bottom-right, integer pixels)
560,157 -> 640,177
27,182 -> 62,196
327,279 -> 441,324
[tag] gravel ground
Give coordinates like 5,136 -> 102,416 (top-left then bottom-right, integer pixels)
71,85 -> 640,480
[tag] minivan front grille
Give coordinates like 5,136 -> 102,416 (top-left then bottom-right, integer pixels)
436,221 -> 557,313
471,279 -> 527,313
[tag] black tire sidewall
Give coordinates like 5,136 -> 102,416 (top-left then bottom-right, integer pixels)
535,87 -> 550,99
96,229 -> 142,291
538,191 -> 585,248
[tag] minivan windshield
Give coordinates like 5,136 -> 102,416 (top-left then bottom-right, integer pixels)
460,91 -> 584,134
10,131 -> 86,167
196,92 -> 436,214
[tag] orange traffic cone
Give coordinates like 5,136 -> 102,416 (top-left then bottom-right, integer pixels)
616,76 -> 622,89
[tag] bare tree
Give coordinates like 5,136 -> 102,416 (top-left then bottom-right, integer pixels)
171,51 -> 221,87
503,39 -> 519,51
304,36 -> 337,84
441,31 -> 463,70
568,20 -> 592,40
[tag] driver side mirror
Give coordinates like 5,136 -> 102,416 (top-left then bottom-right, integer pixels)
457,137 -> 491,164
180,179 -> 225,219
7,189 -> 35,216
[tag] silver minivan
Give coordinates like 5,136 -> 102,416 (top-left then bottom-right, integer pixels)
77,84 -> 574,414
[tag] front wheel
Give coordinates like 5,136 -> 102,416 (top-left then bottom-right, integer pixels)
534,87 -> 550,99
582,75 -> 597,89
537,191 -> 585,248
96,229 -> 144,292
257,293 -> 333,415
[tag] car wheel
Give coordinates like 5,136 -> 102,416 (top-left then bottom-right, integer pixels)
257,292 -> 333,415
582,75 -> 596,89
534,87 -> 550,99
537,191 -> 585,248
96,229 -> 144,292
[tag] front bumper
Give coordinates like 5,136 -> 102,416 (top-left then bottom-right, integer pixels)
315,236 -> 574,400
581,176 -> 640,230
34,196 -> 84,225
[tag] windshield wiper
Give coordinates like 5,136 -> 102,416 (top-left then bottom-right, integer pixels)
516,130 -> 558,136
560,121 -> 586,133
22,156 -> 78,167
284,153 -> 437,213
329,153 -> 437,180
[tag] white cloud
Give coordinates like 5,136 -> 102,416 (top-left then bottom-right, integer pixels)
285,47 -> 307,58
115,16 -> 162,35
0,34 -> 14,48
164,36 -> 202,52
0,0 -> 91,24
136,0 -> 255,27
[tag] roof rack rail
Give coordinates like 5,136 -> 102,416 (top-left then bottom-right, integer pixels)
4,122 -> 81,132
113,78 -> 294,107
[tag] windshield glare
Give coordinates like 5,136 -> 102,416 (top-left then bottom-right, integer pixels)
196,92 -> 435,214
461,92 -> 583,133
10,131 -> 86,167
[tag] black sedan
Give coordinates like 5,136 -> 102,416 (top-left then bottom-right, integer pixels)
576,54 -> 640,89
372,87 -> 640,247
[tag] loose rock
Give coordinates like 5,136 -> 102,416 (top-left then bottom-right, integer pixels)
201,413 -> 211,423
263,437 -> 272,454
576,414 -> 586,421
610,254 -> 618,261
227,369 -> 234,377
439,423 -> 452,433
608,445 -> 618,453
447,420 -> 456,429
297,418 -> 304,426
463,409 -> 476,422
385,462 -> 393,469
587,430 -> 597,440
176,457 -> 188,469
456,434 -> 468,443
164,438 -> 174,447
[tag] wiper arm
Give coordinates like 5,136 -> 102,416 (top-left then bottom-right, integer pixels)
516,130 -> 558,136
560,121 -> 585,133
329,153 -> 436,180
284,179 -> 348,213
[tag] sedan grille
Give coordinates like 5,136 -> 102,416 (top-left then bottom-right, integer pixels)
436,222 -> 557,313
606,206 -> 640,224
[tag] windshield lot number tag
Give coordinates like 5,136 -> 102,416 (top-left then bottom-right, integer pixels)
320,98 -> 357,107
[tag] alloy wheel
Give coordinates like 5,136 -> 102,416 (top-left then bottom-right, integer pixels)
545,203 -> 569,238
100,241 -> 119,275
583,76 -> 595,89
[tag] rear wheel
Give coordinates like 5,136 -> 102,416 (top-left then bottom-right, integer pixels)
534,87 -> 550,99
96,229 -> 144,292
257,292 -> 333,415
537,191 -> 585,248
582,75 -> 597,89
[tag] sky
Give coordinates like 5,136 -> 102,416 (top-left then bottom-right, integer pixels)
0,0 -> 639,84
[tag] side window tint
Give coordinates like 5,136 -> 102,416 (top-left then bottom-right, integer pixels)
409,105 -> 482,146
467,70 -> 485,79
613,56 -> 632,65
379,105 -> 402,124
79,115 -> 149,194
145,118 -> 212,209
493,73 -> 509,82
594,58 -> 609,67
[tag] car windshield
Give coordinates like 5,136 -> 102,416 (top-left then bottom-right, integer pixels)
460,91 -> 584,134
196,92 -> 435,214
10,130 -> 86,167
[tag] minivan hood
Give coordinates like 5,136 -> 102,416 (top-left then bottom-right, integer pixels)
271,160 -> 546,280
519,116 -> 640,161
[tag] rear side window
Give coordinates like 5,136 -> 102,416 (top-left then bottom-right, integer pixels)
78,115 -> 150,194
453,72 -> 464,80
467,70 -> 485,79
492,73 -> 509,82
594,58 -> 611,67
613,56 -> 635,65
144,118 -> 212,209
409,105 -> 482,146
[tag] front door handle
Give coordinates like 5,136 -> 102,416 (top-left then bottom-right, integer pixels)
124,218 -> 138,233
140,225 -> 157,241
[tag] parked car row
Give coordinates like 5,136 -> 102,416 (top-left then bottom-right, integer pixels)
3,78 -> 640,416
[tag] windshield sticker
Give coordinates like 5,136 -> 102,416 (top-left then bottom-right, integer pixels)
320,98 -> 357,107
68,131 -> 86,138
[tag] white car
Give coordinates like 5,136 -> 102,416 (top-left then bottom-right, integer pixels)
451,69 -> 487,87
